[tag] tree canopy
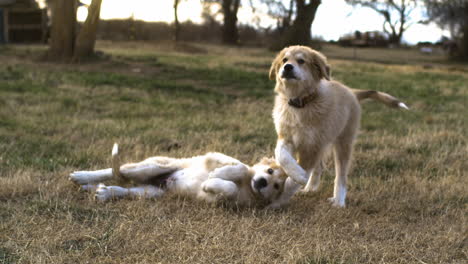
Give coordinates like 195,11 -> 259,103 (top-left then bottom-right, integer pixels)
346,0 -> 418,45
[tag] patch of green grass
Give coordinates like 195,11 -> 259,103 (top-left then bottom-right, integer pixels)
0,247 -> 18,264
146,61 -> 272,97
0,135 -> 72,171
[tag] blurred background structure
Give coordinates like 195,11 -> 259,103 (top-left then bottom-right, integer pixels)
0,0 -> 46,44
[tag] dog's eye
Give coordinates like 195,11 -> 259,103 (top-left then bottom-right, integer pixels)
274,183 -> 279,189
267,168 -> 274,174
297,59 -> 305,64
282,58 -> 288,63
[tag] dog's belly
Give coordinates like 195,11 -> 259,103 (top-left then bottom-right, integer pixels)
165,167 -> 207,196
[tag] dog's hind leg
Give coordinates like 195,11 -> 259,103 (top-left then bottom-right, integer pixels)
70,144 -> 120,185
95,183 -> 164,202
119,157 -> 184,183
303,161 -> 324,192
70,169 -> 113,185
328,138 -> 354,207
70,158 -> 184,184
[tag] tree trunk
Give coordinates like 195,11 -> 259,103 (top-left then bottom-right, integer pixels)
48,0 -> 76,60
281,0 -> 321,47
460,13 -> 468,61
460,24 -> 468,61
73,0 -> 103,61
174,0 -> 180,42
221,0 -> 240,45
388,32 -> 401,45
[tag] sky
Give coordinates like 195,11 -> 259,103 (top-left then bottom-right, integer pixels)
39,0 -> 447,44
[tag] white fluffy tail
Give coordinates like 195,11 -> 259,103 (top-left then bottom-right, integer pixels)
352,89 -> 409,110
112,143 -> 122,179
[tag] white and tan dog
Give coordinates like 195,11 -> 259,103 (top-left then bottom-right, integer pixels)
70,144 -> 287,207
269,46 -> 408,208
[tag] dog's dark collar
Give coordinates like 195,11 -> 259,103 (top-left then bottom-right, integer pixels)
288,93 -> 317,108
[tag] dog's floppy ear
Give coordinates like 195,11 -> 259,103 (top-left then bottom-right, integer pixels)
269,50 -> 284,81
312,52 -> 331,81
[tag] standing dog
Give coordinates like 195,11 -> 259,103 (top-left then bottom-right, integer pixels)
268,46 -> 408,208
70,144 -> 288,207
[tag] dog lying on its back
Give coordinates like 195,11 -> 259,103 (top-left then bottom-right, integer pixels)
70,144 -> 288,207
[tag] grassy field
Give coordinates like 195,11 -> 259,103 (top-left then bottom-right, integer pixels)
0,41 -> 466,263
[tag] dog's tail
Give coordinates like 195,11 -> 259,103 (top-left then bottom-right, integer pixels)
112,143 -> 127,182
351,89 -> 409,110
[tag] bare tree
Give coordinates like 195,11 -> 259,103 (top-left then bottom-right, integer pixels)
48,0 -> 77,60
221,0 -> 241,44
202,0 -> 241,45
346,0 -> 418,45
424,0 -> 468,60
174,0 -> 181,41
73,0 -> 103,61
47,0 -> 103,62
261,0 -> 295,33
258,0 -> 322,49
261,0 -> 320,49
284,0 -> 321,46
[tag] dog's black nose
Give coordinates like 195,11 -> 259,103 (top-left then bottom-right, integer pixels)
284,64 -> 293,72
254,178 -> 268,189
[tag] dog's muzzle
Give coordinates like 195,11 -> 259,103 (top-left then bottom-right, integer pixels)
253,178 -> 267,190
281,64 -> 296,79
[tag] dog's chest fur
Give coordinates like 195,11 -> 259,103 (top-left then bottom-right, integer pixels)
273,96 -> 330,148
273,82 -> 360,150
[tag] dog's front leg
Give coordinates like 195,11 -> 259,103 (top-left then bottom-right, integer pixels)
266,177 -> 302,209
119,159 -> 179,182
275,140 -> 308,185
202,178 -> 239,198
208,164 -> 250,182
303,161 -> 324,192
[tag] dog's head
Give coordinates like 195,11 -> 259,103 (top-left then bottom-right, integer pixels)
250,157 -> 287,202
269,46 -> 330,97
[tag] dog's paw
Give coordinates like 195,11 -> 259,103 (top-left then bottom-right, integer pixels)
95,184 -> 113,202
69,171 -> 93,185
327,197 -> 346,208
301,184 -> 319,193
80,184 -> 99,192
201,182 -> 215,194
290,175 -> 308,186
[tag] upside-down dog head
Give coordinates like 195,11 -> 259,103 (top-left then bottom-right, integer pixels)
269,46 -> 330,98
250,157 -> 288,203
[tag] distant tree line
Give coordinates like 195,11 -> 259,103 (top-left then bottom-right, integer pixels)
346,0 -> 467,60
345,0 -> 418,46
424,0 -> 468,61
46,0 -> 467,62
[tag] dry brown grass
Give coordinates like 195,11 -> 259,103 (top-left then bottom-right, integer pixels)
0,42 -> 466,263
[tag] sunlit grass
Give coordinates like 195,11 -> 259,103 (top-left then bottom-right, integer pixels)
0,41 -> 466,263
